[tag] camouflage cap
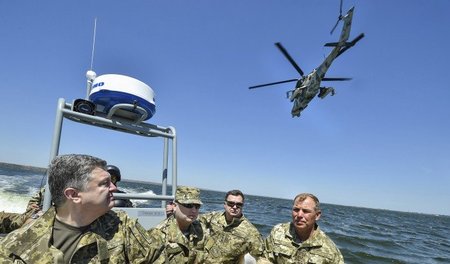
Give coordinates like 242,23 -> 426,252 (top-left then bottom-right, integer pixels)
175,186 -> 203,204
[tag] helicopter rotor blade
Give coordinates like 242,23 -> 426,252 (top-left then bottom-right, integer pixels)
275,42 -> 304,76
330,20 -> 340,35
322,77 -> 352,81
249,79 -> 298,89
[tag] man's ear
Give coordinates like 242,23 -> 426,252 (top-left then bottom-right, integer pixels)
315,210 -> 322,221
64,188 -> 81,204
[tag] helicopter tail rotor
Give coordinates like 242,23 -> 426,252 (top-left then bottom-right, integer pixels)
330,0 -> 344,35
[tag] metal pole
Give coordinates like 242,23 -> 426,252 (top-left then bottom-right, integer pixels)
169,126 -> 177,199
161,137 -> 169,208
43,98 -> 65,211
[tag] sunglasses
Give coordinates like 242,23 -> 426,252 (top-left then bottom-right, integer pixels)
225,201 -> 244,208
178,202 -> 201,209
111,176 -> 118,185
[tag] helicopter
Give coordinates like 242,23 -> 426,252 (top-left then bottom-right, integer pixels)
249,6 -> 364,117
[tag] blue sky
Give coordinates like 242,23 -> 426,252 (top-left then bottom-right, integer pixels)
1,0 -> 449,216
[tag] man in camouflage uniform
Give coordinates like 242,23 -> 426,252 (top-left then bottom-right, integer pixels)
0,154 -> 164,263
262,193 -> 344,264
155,186 -> 207,263
199,189 -> 265,263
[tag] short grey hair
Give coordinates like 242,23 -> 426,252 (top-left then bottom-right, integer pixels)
293,193 -> 321,212
48,154 -> 106,207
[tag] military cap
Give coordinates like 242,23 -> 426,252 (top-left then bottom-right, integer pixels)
175,186 -> 203,204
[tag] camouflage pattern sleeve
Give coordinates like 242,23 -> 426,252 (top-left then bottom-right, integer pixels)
146,228 -> 167,264
26,188 -> 44,212
0,243 -> 14,262
197,212 -> 213,227
119,212 -> 165,263
242,218 -> 265,259
154,217 -> 208,263
0,188 -> 43,234
0,209 -> 58,263
313,229 -> 344,264
263,225 -> 277,262
256,256 -> 273,264
0,211 -> 28,234
249,230 -> 265,259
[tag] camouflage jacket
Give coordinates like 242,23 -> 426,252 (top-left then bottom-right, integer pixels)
199,211 -> 265,263
155,215 -> 207,263
0,211 -> 29,234
0,207 -> 165,263
264,222 -> 344,264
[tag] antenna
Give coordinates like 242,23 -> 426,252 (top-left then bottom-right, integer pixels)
86,18 -> 97,99
90,17 -> 97,71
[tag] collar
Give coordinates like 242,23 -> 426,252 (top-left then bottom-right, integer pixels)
288,222 -> 322,249
5,207 -> 115,263
220,211 -> 244,229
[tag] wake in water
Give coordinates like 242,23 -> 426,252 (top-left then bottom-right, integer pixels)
0,173 -> 43,213
0,173 -> 158,213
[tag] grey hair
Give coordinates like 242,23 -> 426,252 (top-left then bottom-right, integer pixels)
48,154 -> 106,207
293,193 -> 321,212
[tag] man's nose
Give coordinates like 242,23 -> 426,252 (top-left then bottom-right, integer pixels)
109,181 -> 118,191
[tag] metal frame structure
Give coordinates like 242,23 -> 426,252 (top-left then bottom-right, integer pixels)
42,98 -> 177,227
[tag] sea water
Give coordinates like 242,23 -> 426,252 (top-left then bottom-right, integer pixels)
1,166 -> 449,263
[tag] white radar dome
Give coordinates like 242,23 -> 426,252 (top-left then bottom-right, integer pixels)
89,74 -> 156,121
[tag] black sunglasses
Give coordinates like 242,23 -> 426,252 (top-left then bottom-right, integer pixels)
178,202 -> 201,209
225,201 -> 244,208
